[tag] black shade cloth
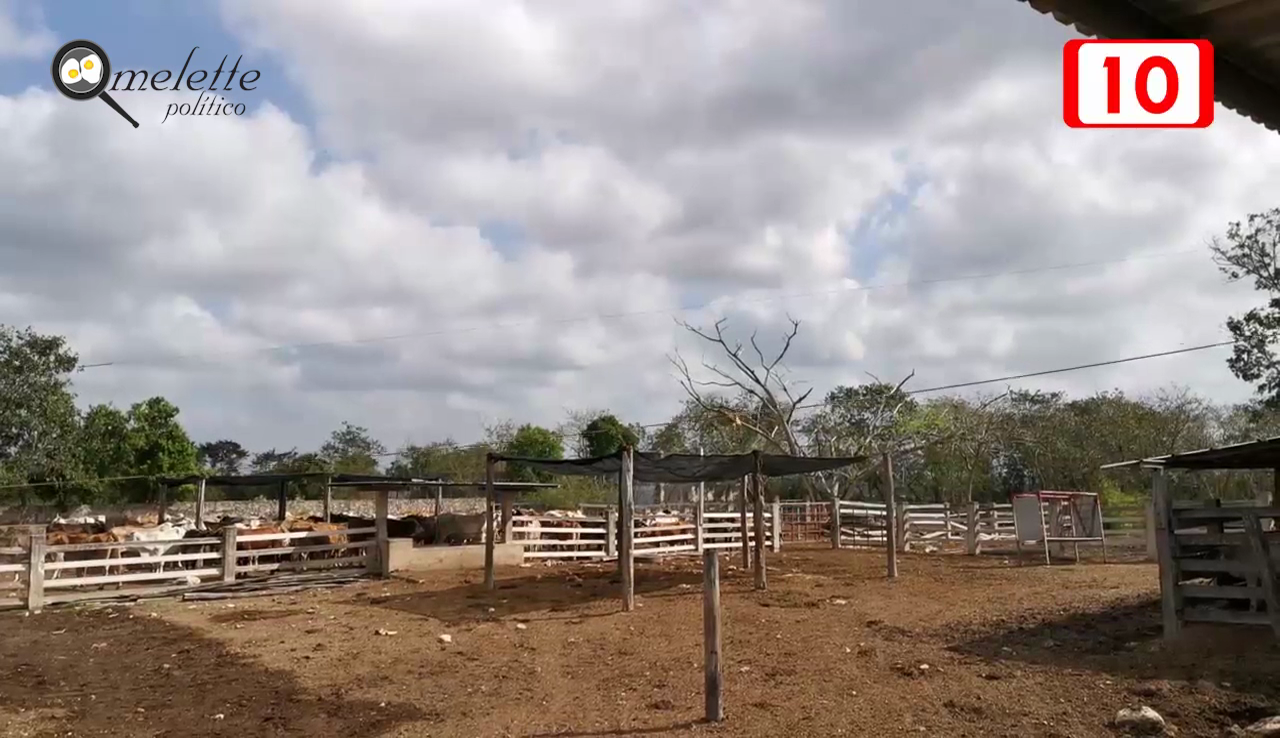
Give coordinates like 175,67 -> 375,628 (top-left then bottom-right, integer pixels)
491,451 -> 864,483
157,473 -> 438,487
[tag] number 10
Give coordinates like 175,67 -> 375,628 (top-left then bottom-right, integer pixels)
1104,55 -> 1179,115
1062,39 -> 1213,128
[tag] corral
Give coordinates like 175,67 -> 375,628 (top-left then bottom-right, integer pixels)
3,545 -> 1279,738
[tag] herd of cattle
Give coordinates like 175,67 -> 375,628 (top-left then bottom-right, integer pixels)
0,507 -> 696,588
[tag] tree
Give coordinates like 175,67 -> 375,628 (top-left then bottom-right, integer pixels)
0,325 -> 82,489
387,439 -> 487,481
580,413 -> 640,457
118,397 -> 199,501
197,439 -> 249,476
504,424 -> 564,482
319,422 -> 386,474
1212,208 -> 1280,406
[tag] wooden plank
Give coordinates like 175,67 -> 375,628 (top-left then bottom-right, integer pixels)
27,535 -> 44,614
1242,512 -> 1280,638
221,526 -> 237,583
1175,531 -> 1280,546
235,556 -> 369,574
1175,506 -> 1280,521
195,478 -> 207,530
235,527 -> 375,543
524,550 -> 608,559
234,540 -> 374,558
45,551 -> 222,570
702,550 -> 723,723
1178,558 -> 1259,575
46,537 -> 221,553
44,568 -> 222,589
1180,583 -> 1260,599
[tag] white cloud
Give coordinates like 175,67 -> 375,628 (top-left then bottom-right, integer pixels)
2,1 -> 1279,457
0,0 -> 54,60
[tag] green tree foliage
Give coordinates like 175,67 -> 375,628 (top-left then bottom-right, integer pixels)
197,439 -> 249,475
580,413 -> 640,457
0,325 -> 82,489
1213,208 -> 1280,406
319,421 -> 386,474
387,440 -> 488,481
503,424 -> 564,482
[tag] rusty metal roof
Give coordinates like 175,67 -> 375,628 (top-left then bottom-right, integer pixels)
1020,0 -> 1280,132
1102,435 -> 1280,470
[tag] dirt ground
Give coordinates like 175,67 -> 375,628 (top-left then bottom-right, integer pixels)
1,546 -> 1278,738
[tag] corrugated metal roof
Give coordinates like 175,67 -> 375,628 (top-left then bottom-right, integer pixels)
1102,435 -> 1280,470
1020,0 -> 1280,132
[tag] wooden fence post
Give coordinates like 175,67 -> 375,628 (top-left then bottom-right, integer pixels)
484,455 -> 497,590
26,528 -> 45,615
156,481 -> 168,524
221,526 -> 238,583
830,498 -> 841,549
194,478 -> 207,530
620,447 -> 635,612
694,503 -> 705,554
1151,469 -> 1180,638
1144,499 -> 1157,560
605,508 -> 617,558
739,476 -> 750,569
323,477 -> 332,523
771,499 -> 782,552
276,481 -> 287,522
751,451 -> 766,591
702,550 -> 724,723
883,453 -> 898,579
965,501 -> 979,555
501,493 -> 514,543
374,489 -> 390,577
896,501 -> 909,553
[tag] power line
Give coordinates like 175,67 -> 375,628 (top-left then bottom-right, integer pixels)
74,247 -> 1203,370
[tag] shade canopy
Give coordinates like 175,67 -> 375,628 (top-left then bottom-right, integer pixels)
1102,436 -> 1280,471
158,472 -> 438,487
490,450 -> 865,484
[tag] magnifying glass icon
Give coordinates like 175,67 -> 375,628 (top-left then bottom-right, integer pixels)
51,40 -> 140,128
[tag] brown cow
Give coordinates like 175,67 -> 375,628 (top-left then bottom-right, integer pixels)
284,520 -> 349,561
45,531 -> 117,581
236,525 -> 287,568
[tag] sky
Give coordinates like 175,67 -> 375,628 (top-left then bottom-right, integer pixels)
2,0 -> 1279,454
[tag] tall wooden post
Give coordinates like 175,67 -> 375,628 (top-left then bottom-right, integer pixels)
156,481 -> 168,524
655,451 -> 665,505
26,528 -> 45,615
194,478 -> 207,530
434,483 -> 443,519
739,476 -> 750,569
374,489 -> 390,577
484,455 -> 497,590
220,526 -> 237,583
771,498 -> 782,552
619,447 -> 635,611
694,502 -> 705,553
1152,468 -> 1181,638
831,496 -> 841,549
605,508 -> 617,558
965,501 -> 979,555
323,476 -> 332,523
276,481 -> 287,522
752,451 -> 767,591
501,493 -> 514,543
702,550 -> 724,723
883,453 -> 898,579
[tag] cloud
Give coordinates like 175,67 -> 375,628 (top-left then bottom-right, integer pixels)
0,0 -> 54,60
2,1 -> 1279,456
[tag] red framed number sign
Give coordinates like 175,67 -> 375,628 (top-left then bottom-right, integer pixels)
1063,39 -> 1214,128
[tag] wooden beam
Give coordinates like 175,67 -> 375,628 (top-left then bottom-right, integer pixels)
831,496 -> 841,549
220,526 -> 237,583
1242,512 -> 1280,639
752,451 -> 767,591
194,478 -> 206,530
156,481 -> 168,524
501,493 -> 514,543
434,483 -> 443,519
883,453 -> 898,579
1151,469 -> 1182,638
276,481 -> 287,522
620,447 -> 635,612
373,489 -> 390,578
26,530 -> 45,614
739,476 -> 750,569
323,476 -> 332,523
702,550 -> 724,723
484,455 -> 497,590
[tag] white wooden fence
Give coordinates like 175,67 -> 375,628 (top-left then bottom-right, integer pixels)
2,523 -> 383,614
513,503 -> 780,561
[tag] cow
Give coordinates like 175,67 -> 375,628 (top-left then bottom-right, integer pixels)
434,513 -> 488,545
107,521 -> 194,574
44,531 -> 116,581
284,520 -> 349,561
235,524 -> 288,568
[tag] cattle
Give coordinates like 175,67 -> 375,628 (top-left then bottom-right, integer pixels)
434,513 -> 488,545
235,524 -> 288,567
0,527 -> 30,586
45,531 -> 116,580
107,521 -> 194,574
283,520 -> 349,561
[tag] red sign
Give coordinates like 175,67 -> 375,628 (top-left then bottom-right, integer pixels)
1063,39 -> 1214,128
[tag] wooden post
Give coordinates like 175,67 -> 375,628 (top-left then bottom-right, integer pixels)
434,483 -> 443,519
771,498 -> 782,552
194,478 -> 207,530
373,489 -> 390,577
500,493 -> 514,543
883,453 -> 898,579
26,528 -> 45,614
1243,512 -> 1280,638
1144,499 -> 1157,560
655,451 -> 665,505
739,476 -> 750,569
619,447 -> 635,612
896,501 -> 908,553
484,455 -> 497,590
605,508 -> 617,558
323,476 -> 332,523
752,451 -> 766,590
965,501 -> 979,555
1262,475 -> 1277,531
831,497 -> 841,549
1151,469 -> 1181,638
221,526 -> 238,583
276,481 -> 287,522
702,550 -> 724,723
156,481 -> 168,524
694,503 -> 705,553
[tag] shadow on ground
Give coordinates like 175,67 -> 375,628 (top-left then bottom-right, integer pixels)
948,594 -> 1280,719
366,559 -> 728,625
0,606 -> 425,737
